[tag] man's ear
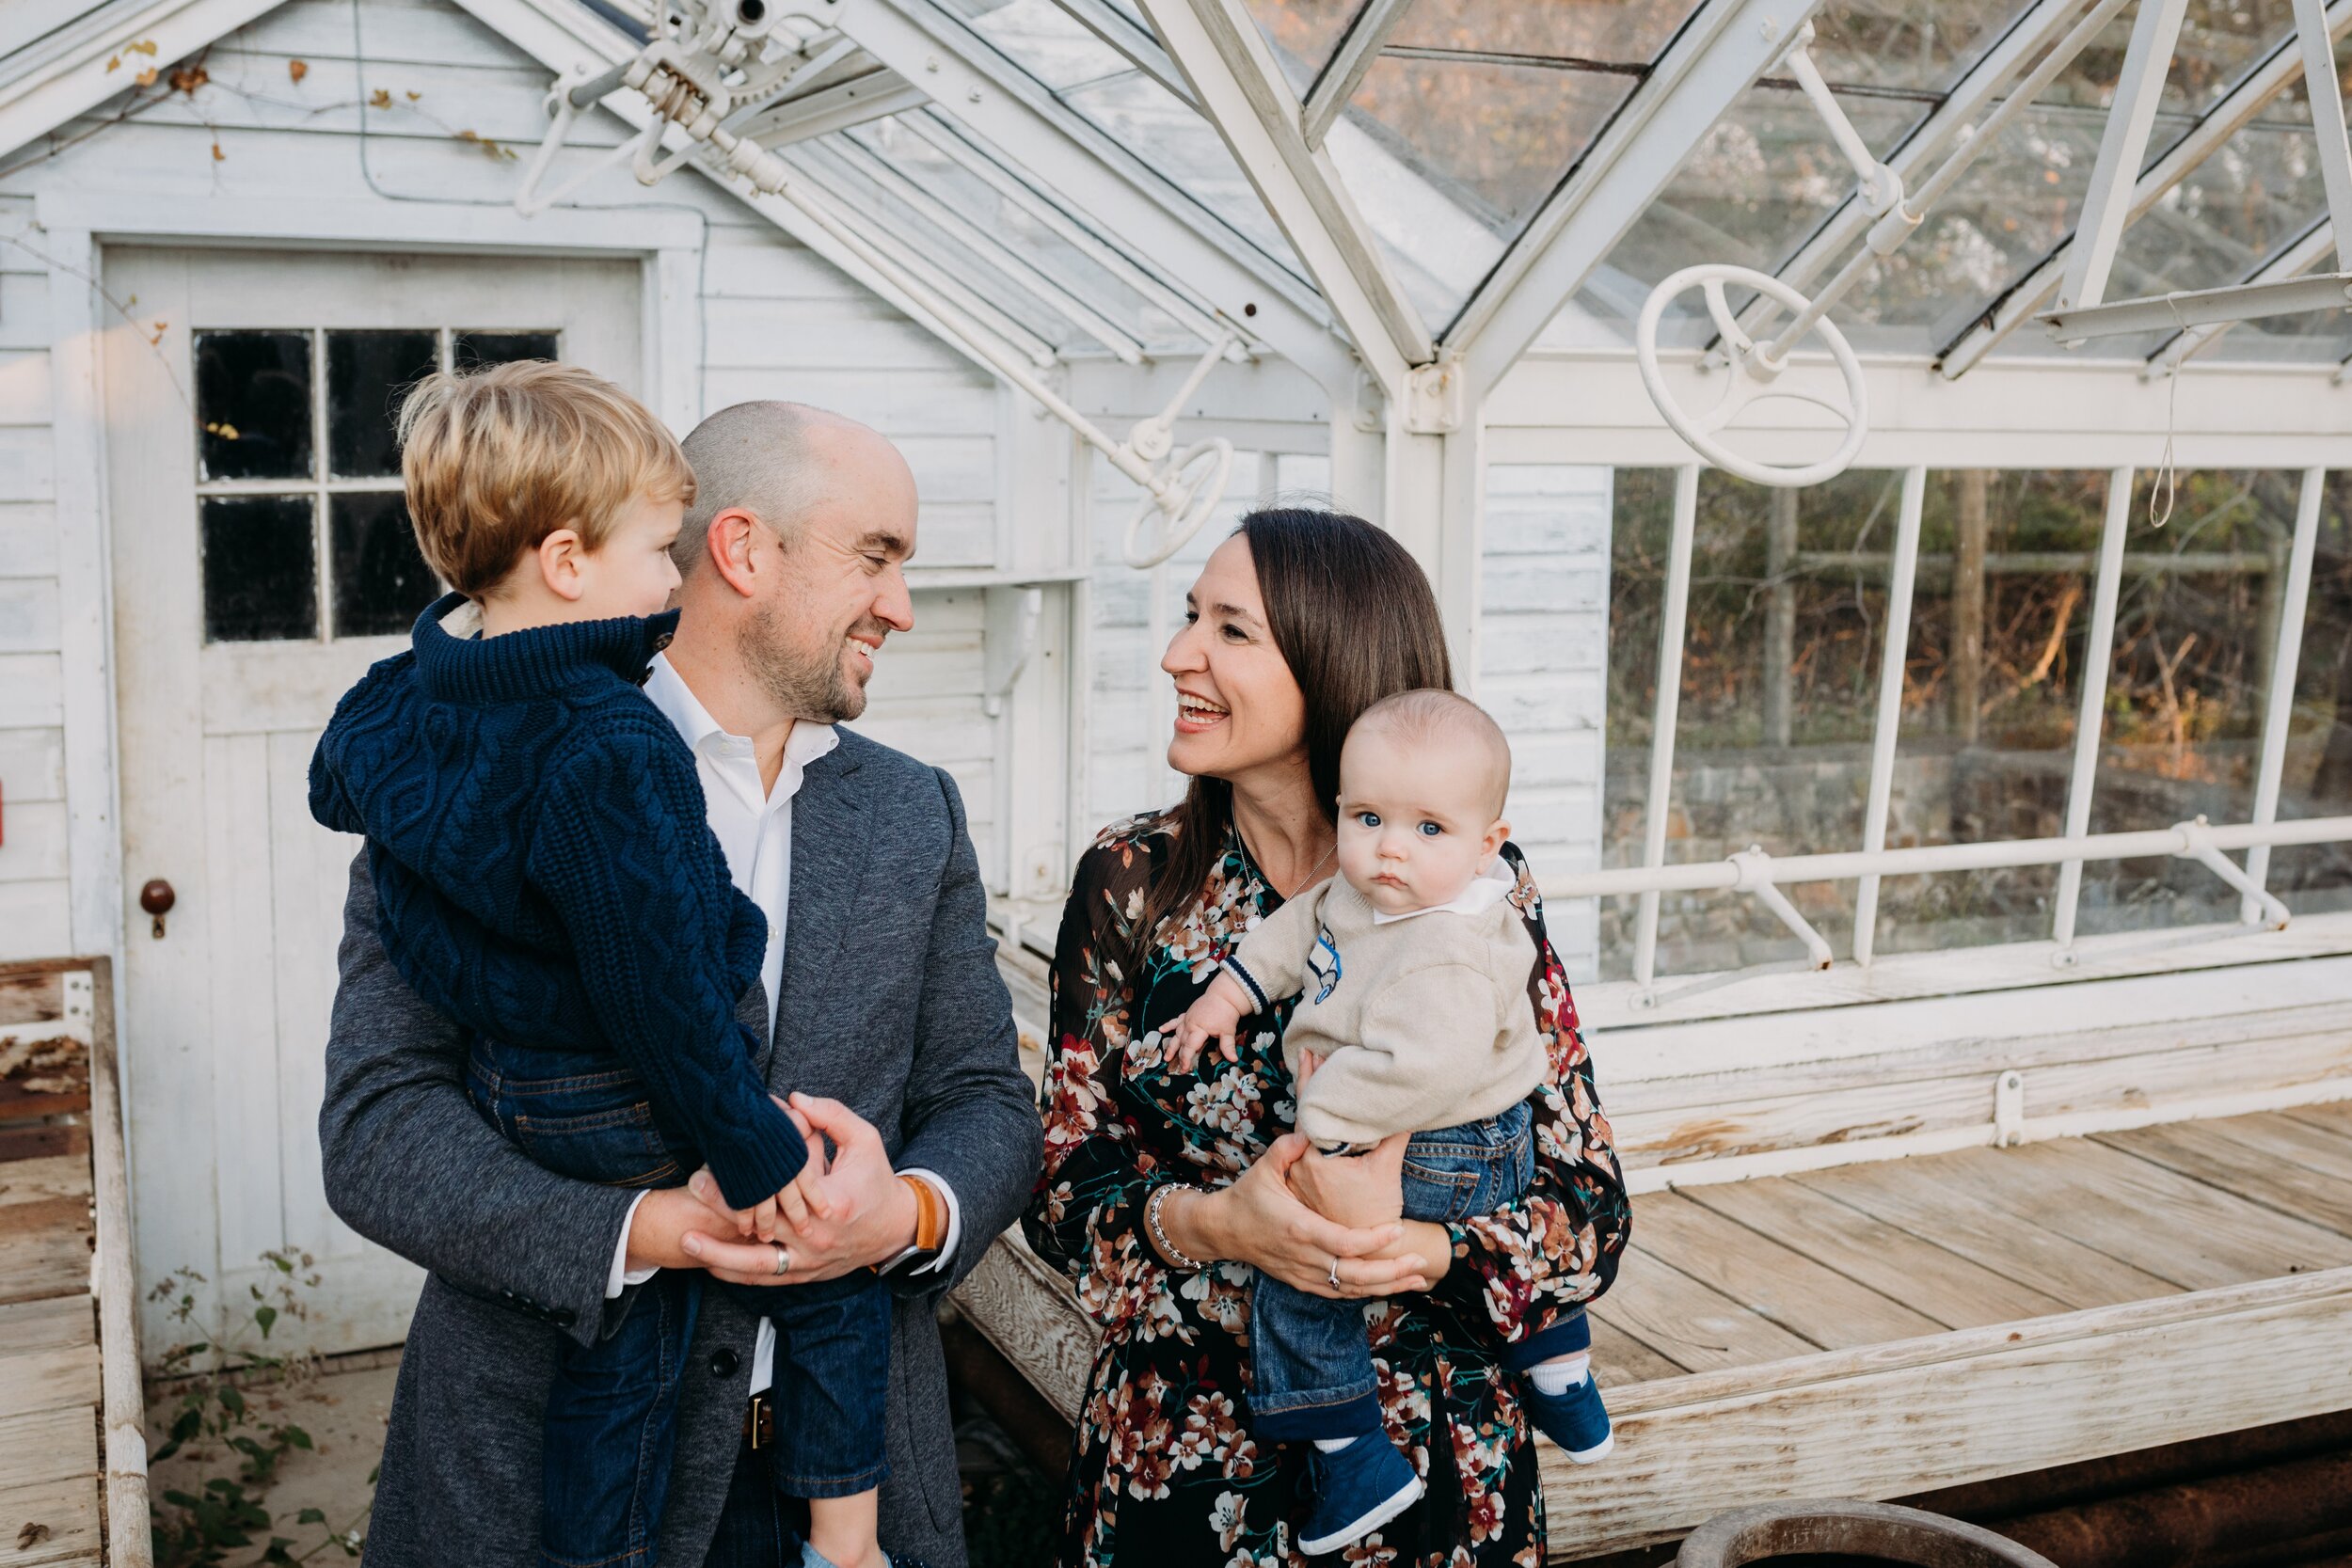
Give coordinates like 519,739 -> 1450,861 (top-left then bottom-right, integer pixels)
535,527 -> 587,603
707,508 -> 764,598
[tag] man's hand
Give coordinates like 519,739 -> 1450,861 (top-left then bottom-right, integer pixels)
680,1093 -> 919,1287
623,1183 -> 748,1273
1168,972 -> 1250,1073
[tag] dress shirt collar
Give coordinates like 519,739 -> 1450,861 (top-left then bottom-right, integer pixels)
641,654 -> 840,811
1369,859 -> 1518,925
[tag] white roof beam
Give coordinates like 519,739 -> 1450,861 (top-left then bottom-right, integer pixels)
455,0 -> 1066,389
0,0 -> 282,160
835,0 -> 1359,393
1748,0 -> 2126,329
1050,0 -> 1190,100
1300,0 -> 1416,151
826,134 -> 1150,361
731,71 -> 929,145
2144,218 -> 2334,376
898,111 -> 1248,352
1938,0 -> 2352,377
1449,0 -> 1826,397
1134,0 -> 1435,385
2057,0 -> 2193,314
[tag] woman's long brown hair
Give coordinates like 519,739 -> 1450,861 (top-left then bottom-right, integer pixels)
1134,507 -> 1454,964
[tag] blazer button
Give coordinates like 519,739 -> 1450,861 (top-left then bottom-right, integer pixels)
552,1308 -> 577,1329
709,1348 -> 740,1378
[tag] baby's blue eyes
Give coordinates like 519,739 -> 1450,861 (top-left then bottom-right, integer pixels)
1355,811 -> 1381,829
1418,821 -> 1442,837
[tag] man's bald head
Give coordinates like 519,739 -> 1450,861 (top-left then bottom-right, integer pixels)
675,400 -> 897,572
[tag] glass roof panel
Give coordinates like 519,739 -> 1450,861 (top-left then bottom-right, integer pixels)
1581,0 -> 2325,357
847,114 -> 1210,352
951,0 -> 1315,287
1240,0 -> 1357,87
1384,0 -> 1705,62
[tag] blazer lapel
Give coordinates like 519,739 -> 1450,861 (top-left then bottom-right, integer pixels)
774,739 -> 872,1063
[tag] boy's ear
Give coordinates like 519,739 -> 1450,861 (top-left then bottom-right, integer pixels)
536,527 -> 587,602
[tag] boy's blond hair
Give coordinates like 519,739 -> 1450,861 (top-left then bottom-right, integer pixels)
397,360 -> 696,598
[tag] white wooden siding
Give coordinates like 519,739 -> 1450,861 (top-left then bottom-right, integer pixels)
0,0 -> 1013,958
1480,464 -> 1611,982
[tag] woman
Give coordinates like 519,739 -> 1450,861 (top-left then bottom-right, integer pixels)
1025,508 -> 1630,1568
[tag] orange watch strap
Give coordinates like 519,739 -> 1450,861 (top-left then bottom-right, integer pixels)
900,1173 -> 943,1253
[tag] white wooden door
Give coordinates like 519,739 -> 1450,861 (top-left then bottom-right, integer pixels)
105,247 -> 644,1357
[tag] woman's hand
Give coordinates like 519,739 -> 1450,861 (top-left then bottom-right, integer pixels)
1184,1134 -> 1432,1299
1288,1132 -> 1410,1229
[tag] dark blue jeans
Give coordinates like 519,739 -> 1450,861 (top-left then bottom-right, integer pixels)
468,1039 -> 891,1567
1250,1101 -> 1588,1441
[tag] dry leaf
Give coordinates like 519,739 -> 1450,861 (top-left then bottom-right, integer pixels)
369,87 -> 391,109
169,63 -> 208,93
150,321 -> 167,344
210,140 -> 224,162
16,1523 -> 52,1549
405,89 -> 421,101
129,40 -> 159,55
106,55 -> 120,71
135,67 -> 156,87
288,58 -> 308,84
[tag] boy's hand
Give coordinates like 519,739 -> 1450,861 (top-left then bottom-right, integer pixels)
1168,973 -> 1249,1073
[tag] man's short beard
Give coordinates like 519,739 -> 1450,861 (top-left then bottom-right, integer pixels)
741,598 -> 864,722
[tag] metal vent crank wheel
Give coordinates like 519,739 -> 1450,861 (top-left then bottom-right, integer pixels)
1635,263 -> 1869,489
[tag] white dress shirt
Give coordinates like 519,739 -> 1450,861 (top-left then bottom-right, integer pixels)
607,656 -> 961,1393
1368,859 -> 1517,925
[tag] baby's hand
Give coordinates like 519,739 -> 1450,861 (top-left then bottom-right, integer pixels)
745,1193 -> 780,1243
1168,973 -> 1250,1073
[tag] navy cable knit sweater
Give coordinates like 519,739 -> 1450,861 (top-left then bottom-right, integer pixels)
309,592 -> 807,1207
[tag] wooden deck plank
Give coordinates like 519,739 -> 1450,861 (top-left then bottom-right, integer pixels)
1788,1157 -> 2182,1309
0,1217 -> 87,1310
2094,1117 -> 2352,1237
0,1475 -> 100,1566
0,1160 -> 89,1211
0,1409 -> 96,1493
0,1342 -> 99,1418
1958,1139 -> 2352,1289
1591,1250 -> 1820,1372
1587,1315 -> 1686,1387
2280,1100 -> 2352,1139
1681,1175 -> 2074,1330
1625,1191 -> 1945,1349
0,1299 -> 90,1357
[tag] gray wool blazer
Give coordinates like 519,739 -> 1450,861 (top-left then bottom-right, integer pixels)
318,728 -> 1041,1568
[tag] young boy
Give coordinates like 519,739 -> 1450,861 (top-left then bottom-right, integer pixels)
1170,689 -> 1613,1557
310,361 -> 890,1568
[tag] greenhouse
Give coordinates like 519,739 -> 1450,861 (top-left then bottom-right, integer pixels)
2,0 -> 2351,1560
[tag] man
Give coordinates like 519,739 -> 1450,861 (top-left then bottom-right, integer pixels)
320,402 -> 1042,1567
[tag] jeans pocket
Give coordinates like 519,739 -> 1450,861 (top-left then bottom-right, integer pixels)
513,1098 -> 681,1189
1399,1156 -> 1485,1224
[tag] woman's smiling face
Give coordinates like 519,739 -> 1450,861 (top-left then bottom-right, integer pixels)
1161,535 -> 1308,785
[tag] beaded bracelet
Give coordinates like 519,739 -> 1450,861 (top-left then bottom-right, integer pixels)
1145,1183 -> 1207,1272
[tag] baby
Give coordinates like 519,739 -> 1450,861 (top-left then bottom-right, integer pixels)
1171,689 -> 1611,1557
310,361 -> 889,1568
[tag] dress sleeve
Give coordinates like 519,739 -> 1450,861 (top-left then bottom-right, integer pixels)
1426,851 -> 1632,1345
1022,829 -> 1187,1329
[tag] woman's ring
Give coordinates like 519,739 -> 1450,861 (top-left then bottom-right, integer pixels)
1327,1256 -> 1342,1291
771,1244 -> 790,1277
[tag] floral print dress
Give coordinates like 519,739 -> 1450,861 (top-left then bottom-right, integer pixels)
1024,817 -> 1630,1568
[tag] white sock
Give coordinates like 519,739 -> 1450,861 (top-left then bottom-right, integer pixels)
1313,1436 -> 1359,1452
1528,1354 -> 1590,1396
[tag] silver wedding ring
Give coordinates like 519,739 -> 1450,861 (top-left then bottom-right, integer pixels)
1327,1256 -> 1342,1291
771,1244 -> 790,1277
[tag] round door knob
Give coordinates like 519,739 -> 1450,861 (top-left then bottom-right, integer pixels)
139,879 -> 176,917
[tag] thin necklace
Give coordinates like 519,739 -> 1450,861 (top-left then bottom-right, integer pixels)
1282,838 -> 1337,897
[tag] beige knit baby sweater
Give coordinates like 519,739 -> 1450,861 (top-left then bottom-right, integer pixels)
1222,863 -> 1546,1147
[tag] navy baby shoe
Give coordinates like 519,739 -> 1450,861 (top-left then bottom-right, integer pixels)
1298,1438 -> 1424,1556
1522,1373 -> 1613,1463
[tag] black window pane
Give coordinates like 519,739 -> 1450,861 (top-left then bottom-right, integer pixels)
332,492 -> 438,638
454,331 -> 559,369
201,495 -> 317,641
328,330 -> 438,480
197,331 -> 313,482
